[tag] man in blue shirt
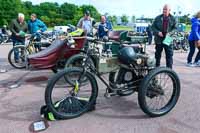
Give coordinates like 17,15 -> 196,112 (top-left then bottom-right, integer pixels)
98,15 -> 113,38
28,13 -> 47,34
28,13 -> 47,50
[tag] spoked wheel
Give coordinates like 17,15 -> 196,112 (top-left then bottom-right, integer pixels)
182,40 -> 189,51
65,54 -> 95,86
138,67 -> 180,117
173,42 -> 181,50
109,68 -> 136,96
45,67 -> 98,119
8,45 -> 26,69
65,54 -> 94,68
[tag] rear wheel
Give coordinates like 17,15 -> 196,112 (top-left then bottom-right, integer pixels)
182,40 -> 189,51
8,45 -> 26,69
173,41 -> 181,50
45,67 -> 98,119
65,54 -> 94,68
65,54 -> 95,85
138,67 -> 180,117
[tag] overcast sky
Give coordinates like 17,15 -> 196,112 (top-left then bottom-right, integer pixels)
23,0 -> 199,18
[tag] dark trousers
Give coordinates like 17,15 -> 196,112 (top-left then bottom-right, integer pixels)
12,37 -> 25,60
155,43 -> 173,68
187,40 -> 200,63
148,36 -> 152,45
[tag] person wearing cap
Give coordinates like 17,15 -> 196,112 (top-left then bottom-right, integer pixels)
9,13 -> 28,62
77,10 -> 95,35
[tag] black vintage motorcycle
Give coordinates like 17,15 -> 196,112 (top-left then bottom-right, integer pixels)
44,32 -> 181,119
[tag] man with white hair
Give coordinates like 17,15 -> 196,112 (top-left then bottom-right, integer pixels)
10,13 -> 28,63
152,4 -> 176,69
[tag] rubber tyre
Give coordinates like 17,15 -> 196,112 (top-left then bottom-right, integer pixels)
65,53 -> 94,68
45,67 -> 98,119
138,67 -> 181,117
65,54 -> 95,86
8,45 -> 26,69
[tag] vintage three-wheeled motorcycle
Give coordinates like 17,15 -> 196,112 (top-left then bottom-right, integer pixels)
44,31 -> 181,119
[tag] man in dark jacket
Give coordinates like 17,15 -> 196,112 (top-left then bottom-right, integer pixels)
152,4 -> 176,69
10,13 -> 28,62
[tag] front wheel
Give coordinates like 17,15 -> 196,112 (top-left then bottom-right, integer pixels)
45,67 -> 98,119
138,67 -> 180,117
8,45 -> 26,69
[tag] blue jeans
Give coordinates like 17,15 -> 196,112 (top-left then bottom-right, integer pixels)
187,40 -> 200,63
12,38 -> 25,61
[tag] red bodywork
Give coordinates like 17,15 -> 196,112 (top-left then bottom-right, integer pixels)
28,37 -> 86,69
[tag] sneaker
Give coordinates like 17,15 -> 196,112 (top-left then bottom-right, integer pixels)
186,62 -> 194,67
193,62 -> 200,67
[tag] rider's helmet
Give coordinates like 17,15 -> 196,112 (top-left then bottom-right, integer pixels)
118,47 -> 136,64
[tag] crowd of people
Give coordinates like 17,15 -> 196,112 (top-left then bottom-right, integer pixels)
9,13 -> 47,62
1,4 -> 200,68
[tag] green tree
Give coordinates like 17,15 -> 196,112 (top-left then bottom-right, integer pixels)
40,16 -> 51,26
112,15 -> 117,25
0,0 -> 23,26
107,15 -> 117,26
0,0 -> 101,27
121,14 -> 129,25
131,15 -> 136,23
80,5 -> 101,21
60,2 -> 78,25
179,14 -> 191,24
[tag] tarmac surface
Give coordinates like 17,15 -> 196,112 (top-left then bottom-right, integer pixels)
0,43 -> 200,133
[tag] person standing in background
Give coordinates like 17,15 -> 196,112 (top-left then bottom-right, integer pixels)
98,15 -> 113,39
77,10 -> 95,36
9,13 -> 28,62
186,11 -> 200,67
146,24 -> 153,45
152,4 -> 176,69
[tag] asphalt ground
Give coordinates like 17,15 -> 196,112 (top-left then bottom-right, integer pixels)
0,43 -> 200,133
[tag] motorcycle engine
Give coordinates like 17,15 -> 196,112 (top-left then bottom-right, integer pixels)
133,54 -> 156,68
